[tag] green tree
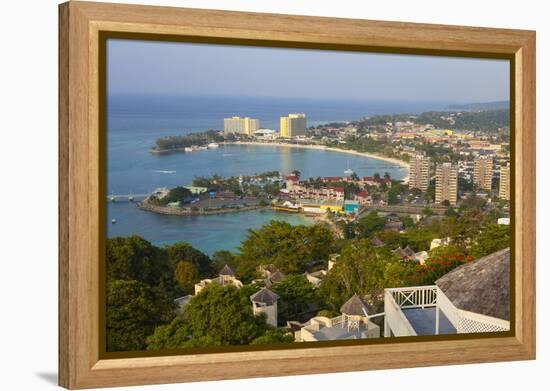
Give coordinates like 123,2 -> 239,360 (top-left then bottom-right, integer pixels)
107,279 -> 174,352
211,250 -> 237,272
165,242 -> 214,277
146,284 -> 269,348
106,236 -> 176,294
250,329 -> 294,345
174,261 -> 199,294
318,239 -> 397,310
470,224 -> 510,258
415,246 -> 473,285
422,207 -> 434,217
356,211 -> 386,238
237,221 -> 334,277
272,275 -> 317,323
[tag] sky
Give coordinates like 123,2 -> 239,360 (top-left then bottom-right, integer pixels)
107,39 -> 509,103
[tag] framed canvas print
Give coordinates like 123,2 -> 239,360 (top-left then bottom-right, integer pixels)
59,1 -> 536,389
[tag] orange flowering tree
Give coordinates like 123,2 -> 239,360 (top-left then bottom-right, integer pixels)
408,246 -> 474,285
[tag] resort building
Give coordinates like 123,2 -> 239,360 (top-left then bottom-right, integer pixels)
409,155 -> 430,191
430,237 -> 451,250
304,270 -> 327,288
284,175 -> 300,192
473,156 -> 493,191
354,191 -> 372,205
435,163 -> 458,205
295,294 -> 380,342
343,200 -> 360,214
280,113 -> 307,138
223,116 -> 260,135
327,254 -> 340,271
250,288 -> 280,327
299,199 -> 344,214
499,164 -> 511,200
384,248 -> 510,337
252,128 -> 278,140
194,264 -> 243,295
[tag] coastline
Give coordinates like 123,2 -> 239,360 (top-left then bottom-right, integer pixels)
138,201 -> 266,216
224,141 -> 410,183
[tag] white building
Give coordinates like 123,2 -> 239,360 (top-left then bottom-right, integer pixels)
253,128 -> 278,140
250,288 -> 279,327
384,248 -> 510,337
194,264 -> 243,295
296,294 -> 380,342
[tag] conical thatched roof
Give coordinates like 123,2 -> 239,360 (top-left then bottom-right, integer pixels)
436,248 -> 510,320
371,237 -> 385,247
219,264 -> 235,276
250,288 -> 279,305
269,271 -> 286,283
340,294 -> 368,316
403,246 -> 416,257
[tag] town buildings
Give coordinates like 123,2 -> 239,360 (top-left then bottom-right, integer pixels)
409,155 -> 430,191
223,116 -> 260,135
435,163 -> 458,205
280,113 -> 307,138
473,156 -> 493,191
499,164 -> 511,200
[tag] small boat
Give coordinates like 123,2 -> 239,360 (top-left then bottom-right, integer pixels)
184,147 -> 193,152
344,160 -> 354,175
111,219 -> 117,224
128,196 -> 134,202
207,142 -> 219,148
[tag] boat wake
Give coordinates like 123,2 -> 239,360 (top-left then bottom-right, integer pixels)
153,170 -> 176,174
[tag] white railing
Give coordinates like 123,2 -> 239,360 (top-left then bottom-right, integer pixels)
385,285 -> 510,337
388,286 -> 438,309
456,309 -> 510,333
384,289 -> 418,337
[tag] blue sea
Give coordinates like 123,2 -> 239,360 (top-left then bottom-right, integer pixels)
106,95 -> 448,254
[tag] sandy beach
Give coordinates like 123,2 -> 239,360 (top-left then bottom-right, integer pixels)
225,141 -> 410,183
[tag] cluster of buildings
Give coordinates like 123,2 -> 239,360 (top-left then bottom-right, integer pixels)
408,154 -> 511,205
176,246 -> 510,343
223,113 -> 307,138
279,173 -> 393,215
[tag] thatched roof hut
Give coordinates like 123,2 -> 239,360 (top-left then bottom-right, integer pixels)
219,264 -> 235,276
250,288 -> 279,305
436,248 -> 510,320
371,237 -> 385,247
340,294 -> 369,317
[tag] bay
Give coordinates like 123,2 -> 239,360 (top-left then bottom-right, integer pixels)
106,95 -> 443,254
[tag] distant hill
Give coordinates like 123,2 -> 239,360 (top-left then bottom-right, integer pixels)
447,101 -> 509,111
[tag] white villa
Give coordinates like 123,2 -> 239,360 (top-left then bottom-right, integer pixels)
194,264 -> 243,295
295,294 -> 380,342
384,248 -> 510,337
250,287 -> 280,327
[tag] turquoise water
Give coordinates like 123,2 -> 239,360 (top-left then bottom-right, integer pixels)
106,95 -> 433,254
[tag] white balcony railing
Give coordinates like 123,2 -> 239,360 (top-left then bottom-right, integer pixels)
384,285 -> 510,337
384,286 -> 438,337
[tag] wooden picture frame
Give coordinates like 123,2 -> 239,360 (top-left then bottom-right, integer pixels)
59,1 -> 536,389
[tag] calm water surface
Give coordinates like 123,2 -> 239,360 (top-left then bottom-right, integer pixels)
106,95 -> 443,254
